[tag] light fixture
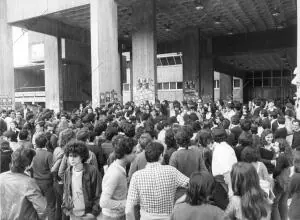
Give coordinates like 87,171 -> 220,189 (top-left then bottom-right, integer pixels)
164,24 -> 172,32
214,17 -> 222,25
124,31 -> 130,38
272,8 -> 280,17
227,29 -> 234,35
277,22 -> 285,29
195,0 -> 204,10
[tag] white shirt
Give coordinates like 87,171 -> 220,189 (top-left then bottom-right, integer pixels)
212,141 -> 237,176
72,169 -> 85,217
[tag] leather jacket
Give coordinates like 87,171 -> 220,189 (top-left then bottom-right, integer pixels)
0,171 -> 47,220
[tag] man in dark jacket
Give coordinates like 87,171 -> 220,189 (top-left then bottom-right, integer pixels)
62,140 -> 102,219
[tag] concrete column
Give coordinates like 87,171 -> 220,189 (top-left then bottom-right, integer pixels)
220,73 -> 233,101
295,2 -> 300,119
90,0 -> 120,108
182,29 -> 214,102
44,35 -> 63,112
132,0 -> 157,104
182,29 -> 200,100
0,0 -> 14,109
199,37 -> 214,101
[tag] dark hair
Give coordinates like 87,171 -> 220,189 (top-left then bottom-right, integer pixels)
260,109 -> 268,117
196,131 -> 213,147
165,129 -> 177,149
241,147 -> 260,163
123,123 -> 135,138
139,133 -> 152,150
94,121 -> 107,136
277,116 -> 285,125
240,119 -> 251,132
105,126 -> 118,141
76,129 -> 90,142
294,148 -> 300,173
3,130 -> 18,142
114,137 -> 136,159
175,127 -> 190,149
18,129 -> 29,141
231,162 -> 269,220
140,113 -> 150,121
58,128 -> 75,148
35,134 -> 47,148
185,171 -> 215,206
64,140 -> 89,163
11,147 -> 36,173
145,142 -> 164,163
260,129 -> 273,146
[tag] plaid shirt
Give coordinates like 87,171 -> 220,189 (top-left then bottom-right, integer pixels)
126,162 -> 189,215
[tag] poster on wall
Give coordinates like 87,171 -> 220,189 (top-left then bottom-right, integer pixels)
183,80 -> 199,101
0,95 -> 13,110
100,93 -> 106,105
134,77 -> 155,105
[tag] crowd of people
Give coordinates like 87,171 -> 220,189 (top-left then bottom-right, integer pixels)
0,98 -> 300,220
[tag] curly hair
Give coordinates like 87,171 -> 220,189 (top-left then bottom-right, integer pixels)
58,128 -> 75,148
105,126 -> 118,141
165,129 -> 177,149
185,171 -> 215,206
123,123 -> 135,138
145,141 -> 164,162
64,140 -> 89,163
175,127 -> 190,149
196,131 -> 213,148
11,147 -> 36,173
241,147 -> 260,163
114,137 -> 136,159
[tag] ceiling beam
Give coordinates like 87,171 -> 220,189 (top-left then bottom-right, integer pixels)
213,26 -> 296,56
214,58 -> 245,78
12,17 -> 90,44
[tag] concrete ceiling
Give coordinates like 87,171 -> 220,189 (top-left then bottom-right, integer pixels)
43,0 -> 297,72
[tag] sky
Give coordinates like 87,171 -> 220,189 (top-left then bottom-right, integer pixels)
12,27 -> 29,67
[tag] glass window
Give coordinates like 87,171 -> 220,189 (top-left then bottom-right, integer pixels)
167,57 -> 176,65
254,79 -> 262,87
161,58 -> 168,66
170,82 -> 176,89
157,58 -> 162,66
273,78 -> 281,87
233,79 -> 240,88
263,71 -> 271,78
177,82 -> 183,89
214,80 -> 220,89
174,56 -> 182,64
163,82 -> 170,90
157,83 -> 162,90
263,78 -> 271,87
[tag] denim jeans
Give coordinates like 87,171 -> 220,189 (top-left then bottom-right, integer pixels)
271,190 -> 288,220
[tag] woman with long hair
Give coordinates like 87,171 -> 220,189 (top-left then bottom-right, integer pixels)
171,171 -> 224,220
224,162 -> 271,220
260,129 -> 279,175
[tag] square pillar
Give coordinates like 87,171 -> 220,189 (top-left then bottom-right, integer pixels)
0,0 -> 14,109
199,37 -> 214,101
132,0 -> 157,104
44,35 -> 63,112
182,29 -> 214,102
90,0 -> 120,108
220,73 -> 233,100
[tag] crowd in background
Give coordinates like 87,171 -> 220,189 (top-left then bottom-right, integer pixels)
0,97 -> 300,220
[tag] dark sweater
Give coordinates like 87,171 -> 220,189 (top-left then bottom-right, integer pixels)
31,149 -> 53,180
292,131 -> 300,149
288,173 -> 300,220
259,147 -> 275,174
171,203 -> 224,220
